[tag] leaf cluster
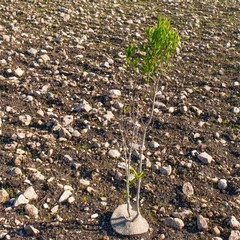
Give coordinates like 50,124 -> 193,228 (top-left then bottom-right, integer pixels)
124,166 -> 145,188
126,15 -> 180,82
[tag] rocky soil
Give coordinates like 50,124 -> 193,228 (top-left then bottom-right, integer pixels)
0,0 -> 239,239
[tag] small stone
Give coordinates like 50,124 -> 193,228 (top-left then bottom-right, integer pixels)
0,230 -> 8,239
159,234 -> 165,240
108,89 -> 121,98
149,141 -> 159,148
197,215 -> 208,231
64,185 -> 73,191
107,58 -> 114,64
228,230 -> 240,240
27,48 -> 38,56
43,203 -> 49,209
103,111 -> 114,121
14,194 -> 29,207
51,205 -> 59,214
62,115 -> 73,126
63,154 -> 73,162
24,225 -> 39,235
168,107 -> 175,113
100,62 -> 110,68
180,105 -> 188,113
72,130 -> 80,137
218,179 -> 228,190
182,182 -> 194,197
24,186 -> 38,200
91,213 -> 99,219
58,127 -> 71,139
204,85 -> 211,91
74,100 -> 92,112
172,209 -> 193,219
160,165 -> 172,176
14,68 -> 24,77
72,162 -> 81,170
228,216 -> 240,229
194,133 -> 201,139
8,167 -> 22,175
0,188 -> 9,203
0,59 -> 7,66
25,204 -> 38,218
40,54 -> 50,63
146,158 -> 152,168
108,149 -> 121,159
165,217 -> 184,230
197,152 -> 213,164
59,190 -> 72,203
68,196 -> 75,204
113,102 -> 124,109
19,115 -> 32,126
154,101 -> 166,109
37,109 -> 44,117
79,179 -> 90,186
232,107 -> 240,114
212,226 -> 221,236
31,171 -> 45,181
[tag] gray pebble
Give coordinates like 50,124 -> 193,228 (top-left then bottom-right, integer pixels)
218,179 -> 228,190
160,165 -> 172,176
197,152 -> 213,164
165,217 -> 184,230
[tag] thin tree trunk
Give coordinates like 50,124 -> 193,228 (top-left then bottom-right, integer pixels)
121,103 -> 140,218
133,76 -> 159,220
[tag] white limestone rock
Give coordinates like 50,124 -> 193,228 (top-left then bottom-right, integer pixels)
228,230 -> 240,240
228,216 -> 240,229
108,149 -> 121,159
68,196 -> 75,204
79,179 -> 90,186
197,152 -> 213,164
197,215 -> 208,231
62,115 -> 73,126
149,140 -> 159,148
8,167 -> 22,175
108,89 -> 121,98
24,186 -> 38,200
14,67 -> 24,77
218,179 -> 228,190
0,230 -> 8,239
58,127 -> 71,139
51,205 -> 59,214
40,54 -> 50,63
74,100 -> 92,112
31,171 -> 45,181
182,182 -> 194,197
24,225 -> 40,235
19,115 -> 32,126
59,190 -> 72,203
27,48 -> 38,56
103,111 -> 114,121
165,217 -> 184,230
14,194 -> 29,207
0,188 -> 9,203
232,107 -> 240,114
25,204 -> 39,218
160,165 -> 172,176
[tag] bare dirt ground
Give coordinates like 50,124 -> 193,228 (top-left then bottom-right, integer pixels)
0,0 -> 239,239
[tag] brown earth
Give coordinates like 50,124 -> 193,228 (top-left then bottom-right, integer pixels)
0,0 -> 239,240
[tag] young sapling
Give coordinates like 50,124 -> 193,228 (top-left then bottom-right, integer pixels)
111,15 -> 180,236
